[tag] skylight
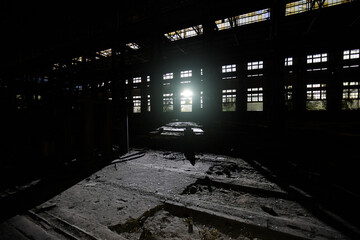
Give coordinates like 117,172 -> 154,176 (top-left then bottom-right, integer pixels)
164,25 -> 203,41
126,43 -> 141,50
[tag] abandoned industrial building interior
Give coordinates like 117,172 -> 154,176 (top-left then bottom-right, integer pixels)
0,0 -> 360,239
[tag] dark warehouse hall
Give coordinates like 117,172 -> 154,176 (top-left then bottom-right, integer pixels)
1,0 -> 360,239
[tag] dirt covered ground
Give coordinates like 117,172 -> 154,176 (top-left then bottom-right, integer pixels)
1,149 -> 350,240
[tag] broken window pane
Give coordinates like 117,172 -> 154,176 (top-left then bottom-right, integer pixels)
164,25 -> 203,41
126,43 -> 141,50
133,96 -> 141,113
342,81 -> 360,110
222,89 -> 236,112
163,93 -> 174,112
216,8 -> 270,31
306,83 -> 327,110
96,48 -> 112,58
286,0 -> 354,16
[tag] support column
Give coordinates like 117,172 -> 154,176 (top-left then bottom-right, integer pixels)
266,0 -> 286,128
202,20 -> 221,122
149,32 -> 164,125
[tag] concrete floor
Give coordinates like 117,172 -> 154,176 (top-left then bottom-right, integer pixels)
0,149 -> 351,240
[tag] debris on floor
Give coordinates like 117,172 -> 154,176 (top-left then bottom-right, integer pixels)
0,149 -> 351,240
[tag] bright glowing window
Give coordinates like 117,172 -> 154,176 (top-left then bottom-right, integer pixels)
126,43 -> 140,50
285,57 -> 293,66
147,95 -> 151,112
96,49 -> 112,58
343,49 -> 360,60
216,8 -> 270,31
286,0 -> 354,16
180,90 -> 193,112
164,25 -> 203,41
307,53 -> 327,64
247,61 -> 263,70
163,73 -> 173,80
180,70 -> 192,78
133,77 -> 141,84
222,64 -> 236,73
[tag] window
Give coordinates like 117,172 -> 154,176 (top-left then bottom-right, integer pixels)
247,61 -> 264,77
222,64 -> 237,80
222,64 -> 236,73
163,93 -> 174,112
200,91 -> 204,109
285,85 -> 294,110
247,87 -> 264,111
285,0 -> 308,15
306,83 -> 327,110
215,8 -> 270,31
181,70 -> 192,78
343,49 -> 360,68
126,43 -> 140,50
163,73 -> 173,80
307,53 -> 327,64
133,96 -> 141,113
133,77 -> 141,84
247,61 -> 263,70
164,25 -> 203,41
222,89 -> 236,112
72,57 -> 83,66
342,81 -> 360,110
343,49 -> 360,60
53,63 -> 60,71
96,48 -> 112,58
180,90 -> 193,112
285,0 -> 354,16
147,76 -> 151,82
285,57 -> 293,66
285,85 -> 293,101
307,53 -> 328,71
147,95 -> 151,112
